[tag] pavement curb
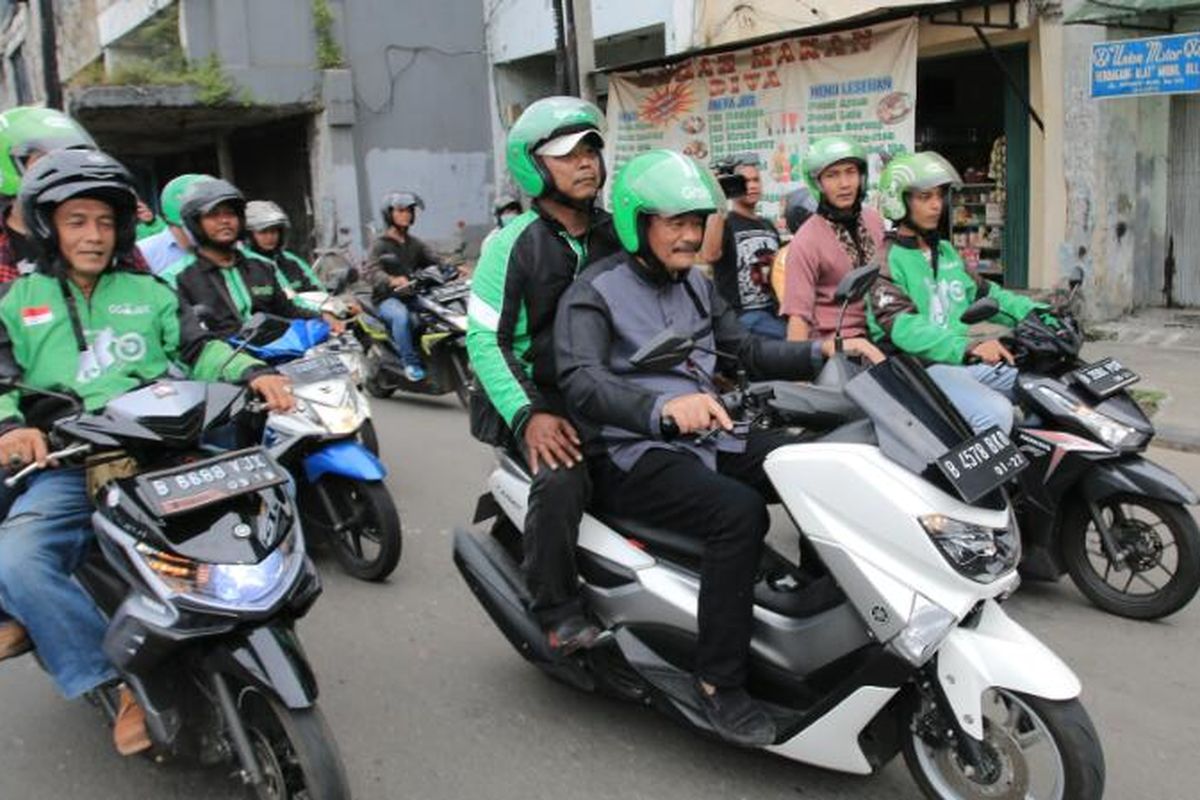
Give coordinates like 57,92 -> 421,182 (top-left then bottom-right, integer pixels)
1152,424 -> 1200,455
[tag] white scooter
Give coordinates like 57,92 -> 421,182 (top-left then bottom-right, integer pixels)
453,267 -> 1105,799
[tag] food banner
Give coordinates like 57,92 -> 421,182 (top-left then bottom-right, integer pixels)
606,17 -> 918,217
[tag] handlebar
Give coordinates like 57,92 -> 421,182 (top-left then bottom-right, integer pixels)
3,442 -> 93,488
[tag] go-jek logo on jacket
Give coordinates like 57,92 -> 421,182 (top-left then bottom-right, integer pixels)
75,327 -> 148,384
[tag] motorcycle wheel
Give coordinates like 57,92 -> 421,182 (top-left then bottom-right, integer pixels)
358,418 -> 380,456
315,476 -> 402,582
903,689 -> 1104,800
1061,494 -> 1200,620
365,374 -> 393,399
237,689 -> 350,800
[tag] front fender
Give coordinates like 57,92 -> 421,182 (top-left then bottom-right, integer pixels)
204,625 -> 318,710
303,440 -> 387,483
1082,456 -> 1199,506
937,601 -> 1080,739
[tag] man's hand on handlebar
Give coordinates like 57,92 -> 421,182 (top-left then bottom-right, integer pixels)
0,427 -> 51,470
249,374 -> 297,413
662,393 -> 733,436
389,275 -> 411,291
523,412 -> 582,475
820,337 -> 886,364
968,339 -> 1015,366
321,312 -> 346,335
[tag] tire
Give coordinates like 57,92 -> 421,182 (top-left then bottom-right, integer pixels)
237,690 -> 350,800
358,418 -> 380,456
365,374 -> 393,399
1061,493 -> 1200,620
903,689 -> 1105,800
312,476 -> 402,581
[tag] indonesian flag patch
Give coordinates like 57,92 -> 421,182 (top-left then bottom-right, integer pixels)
21,305 -> 53,326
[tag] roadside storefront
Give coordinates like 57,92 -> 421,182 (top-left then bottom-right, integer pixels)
604,2 -> 1051,290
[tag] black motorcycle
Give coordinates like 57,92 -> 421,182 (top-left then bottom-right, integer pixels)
5,379 -> 350,798
978,269 -> 1200,619
355,262 -> 473,407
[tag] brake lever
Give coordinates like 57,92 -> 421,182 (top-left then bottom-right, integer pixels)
3,442 -> 92,488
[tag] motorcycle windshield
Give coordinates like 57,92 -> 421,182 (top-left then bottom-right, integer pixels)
233,318 -> 331,362
844,357 -> 1002,505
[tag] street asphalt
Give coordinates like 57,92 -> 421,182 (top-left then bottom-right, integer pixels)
1,392 -> 1198,799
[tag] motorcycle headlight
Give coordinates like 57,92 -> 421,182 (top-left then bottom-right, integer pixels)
134,528 -> 301,611
1035,386 -> 1142,449
920,512 -> 1020,583
293,388 -> 365,436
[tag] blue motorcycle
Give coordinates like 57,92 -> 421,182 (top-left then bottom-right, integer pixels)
233,315 -> 402,581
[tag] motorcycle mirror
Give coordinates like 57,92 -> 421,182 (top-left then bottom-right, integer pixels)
629,329 -> 695,371
1069,266 -> 1085,289
959,297 -> 1000,325
191,304 -> 215,326
325,265 -> 354,295
834,265 -> 881,305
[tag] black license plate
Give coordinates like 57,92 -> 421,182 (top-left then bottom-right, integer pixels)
278,354 -> 349,384
935,427 -> 1029,503
137,448 -> 287,517
1071,357 -> 1139,398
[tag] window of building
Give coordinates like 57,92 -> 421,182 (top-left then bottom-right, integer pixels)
10,45 -> 30,104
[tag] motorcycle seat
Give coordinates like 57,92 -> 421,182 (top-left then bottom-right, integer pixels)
767,382 -> 864,430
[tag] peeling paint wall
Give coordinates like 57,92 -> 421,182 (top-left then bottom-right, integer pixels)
1061,18 -> 1170,321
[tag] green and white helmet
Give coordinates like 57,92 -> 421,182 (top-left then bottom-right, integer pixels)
0,106 -> 96,197
611,149 -> 724,254
801,135 -> 867,198
506,96 -> 605,197
877,151 -> 962,222
159,173 -> 211,226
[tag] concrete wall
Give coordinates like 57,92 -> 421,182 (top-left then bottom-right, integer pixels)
0,2 -> 48,107
339,0 -> 492,248
486,0 -> 680,64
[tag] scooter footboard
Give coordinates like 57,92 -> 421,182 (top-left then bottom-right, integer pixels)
937,600 -> 1080,739
203,625 -> 319,710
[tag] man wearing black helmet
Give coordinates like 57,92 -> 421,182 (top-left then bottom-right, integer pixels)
0,148 -> 294,755
364,191 -> 440,382
163,178 -> 342,338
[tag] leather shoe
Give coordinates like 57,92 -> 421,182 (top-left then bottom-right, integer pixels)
694,678 -> 777,747
113,685 -> 152,756
0,620 -> 30,662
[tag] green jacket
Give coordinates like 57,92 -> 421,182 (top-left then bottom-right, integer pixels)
0,267 -> 265,431
466,207 -> 619,433
867,237 -> 1041,364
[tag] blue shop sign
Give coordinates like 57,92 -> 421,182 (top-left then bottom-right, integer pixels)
1091,32 -> 1200,98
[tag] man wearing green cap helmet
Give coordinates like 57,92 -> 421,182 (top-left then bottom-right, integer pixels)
139,173 -> 210,274
867,150 -> 1047,434
556,149 -> 879,747
0,106 -> 102,284
781,136 -> 885,362
467,96 -> 621,656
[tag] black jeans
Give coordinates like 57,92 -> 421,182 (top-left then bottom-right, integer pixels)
591,430 -> 798,688
519,440 -> 592,627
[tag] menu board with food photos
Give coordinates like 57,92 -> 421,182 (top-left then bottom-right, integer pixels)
606,18 -> 918,219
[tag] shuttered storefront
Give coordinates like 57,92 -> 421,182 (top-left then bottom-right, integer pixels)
1167,94 -> 1200,306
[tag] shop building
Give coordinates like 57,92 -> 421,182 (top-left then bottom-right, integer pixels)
1,0 -> 494,256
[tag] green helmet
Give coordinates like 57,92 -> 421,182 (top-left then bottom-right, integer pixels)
611,149 -> 725,254
506,96 -> 605,197
878,151 -> 962,222
160,173 -> 210,226
0,106 -> 96,197
801,135 -> 868,199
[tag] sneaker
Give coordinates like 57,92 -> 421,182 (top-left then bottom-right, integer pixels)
0,620 -> 30,662
403,363 -> 426,382
546,615 -> 610,656
694,678 -> 777,747
113,685 -> 152,756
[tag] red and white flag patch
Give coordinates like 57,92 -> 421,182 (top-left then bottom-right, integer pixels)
20,305 -> 53,326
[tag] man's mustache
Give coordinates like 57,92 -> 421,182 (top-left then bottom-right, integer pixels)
672,242 -> 701,254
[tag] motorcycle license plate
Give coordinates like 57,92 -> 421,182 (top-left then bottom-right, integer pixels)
278,354 -> 349,384
935,427 -> 1028,503
136,448 -> 287,517
1071,357 -> 1139,398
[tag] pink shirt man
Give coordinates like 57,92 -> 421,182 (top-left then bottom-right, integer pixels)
781,208 -> 885,340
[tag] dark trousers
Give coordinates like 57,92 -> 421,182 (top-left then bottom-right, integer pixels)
519,440 -> 592,627
591,430 -> 798,688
